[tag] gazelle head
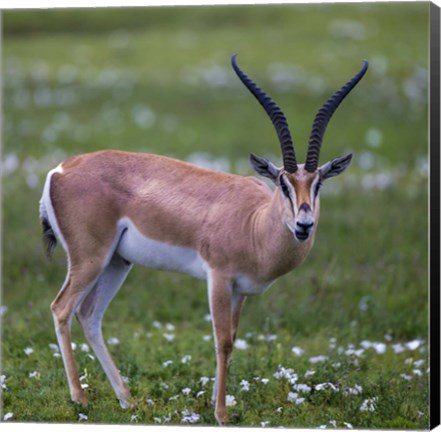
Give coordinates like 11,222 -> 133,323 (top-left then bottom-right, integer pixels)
232,54 -> 368,242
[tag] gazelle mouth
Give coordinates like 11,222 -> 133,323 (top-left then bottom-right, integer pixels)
287,223 -> 310,242
294,230 -> 310,242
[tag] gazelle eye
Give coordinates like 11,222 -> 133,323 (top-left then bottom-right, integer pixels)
280,180 -> 290,198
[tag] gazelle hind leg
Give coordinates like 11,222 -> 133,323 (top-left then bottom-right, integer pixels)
75,254 -> 133,408
51,260 -> 104,406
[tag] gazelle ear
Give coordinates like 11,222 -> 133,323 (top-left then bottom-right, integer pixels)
319,153 -> 353,180
249,153 -> 281,182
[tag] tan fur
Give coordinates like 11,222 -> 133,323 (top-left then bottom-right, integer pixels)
46,149 -> 320,424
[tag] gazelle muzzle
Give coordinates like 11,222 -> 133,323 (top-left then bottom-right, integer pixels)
294,203 -> 315,241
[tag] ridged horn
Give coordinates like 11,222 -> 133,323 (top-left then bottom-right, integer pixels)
305,60 -> 369,173
231,54 -> 298,173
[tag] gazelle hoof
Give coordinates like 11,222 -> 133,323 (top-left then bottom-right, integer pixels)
215,409 -> 229,426
72,392 -> 88,407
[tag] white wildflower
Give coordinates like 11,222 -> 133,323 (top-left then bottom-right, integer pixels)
319,425 -> 327,429
29,371 -> 40,379
406,340 -> 422,350
360,340 -> 372,349
414,359 -> 425,367
0,305 -> 7,316
405,358 -> 413,365
153,417 -> 162,424
316,382 -> 339,392
107,337 -> 120,346
78,413 -> 88,421
80,343 -> 90,352
329,419 -> 337,427
0,375 -> 7,390
165,323 -> 175,331
293,383 -> 312,393
204,314 -> 212,322
182,387 -> 192,395
392,343 -> 405,353
400,373 -> 412,381
287,391 -> 305,405
240,379 -> 250,391
413,369 -> 423,376
345,348 -> 365,357
305,369 -> 316,377
181,355 -> 192,364
146,398 -> 155,406
196,390 -> 205,397
53,353 -> 61,358
203,335 -> 212,341
169,394 -> 179,401
332,362 -> 341,368
266,334 -> 278,342
86,354 -> 95,361
160,382 -> 169,389
71,342 -> 77,351
199,376 -> 210,386
309,355 -> 328,364
360,397 -> 378,412
163,416 -> 171,423
3,412 -> 14,421
163,360 -> 173,368
273,365 -> 296,380
261,421 -> 270,427
373,342 -> 386,354
130,414 -> 138,422
181,409 -> 200,424
261,378 -> 270,384
345,384 -> 363,395
384,334 -> 393,342
344,422 -> 353,429
24,347 -> 34,355
276,407 -> 283,413
163,333 -> 175,342
234,338 -> 249,350
49,343 -> 60,352
292,346 -> 304,356
226,394 -> 237,406
81,383 -> 89,389
122,376 -> 129,384
152,320 -> 162,329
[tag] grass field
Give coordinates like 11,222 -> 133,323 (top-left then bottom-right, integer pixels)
1,3 -> 430,428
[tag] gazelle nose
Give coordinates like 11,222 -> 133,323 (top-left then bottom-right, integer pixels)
296,221 -> 314,230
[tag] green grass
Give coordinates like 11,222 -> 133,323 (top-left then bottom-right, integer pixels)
1,3 -> 429,428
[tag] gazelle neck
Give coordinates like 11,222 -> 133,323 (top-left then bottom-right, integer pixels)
253,187 -> 318,281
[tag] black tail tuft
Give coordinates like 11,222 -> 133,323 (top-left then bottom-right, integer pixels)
41,217 -> 57,260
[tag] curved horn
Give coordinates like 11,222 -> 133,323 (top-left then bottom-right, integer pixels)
305,60 -> 369,173
231,54 -> 298,173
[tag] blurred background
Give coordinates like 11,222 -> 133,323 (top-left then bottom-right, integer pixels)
1,3 -> 430,427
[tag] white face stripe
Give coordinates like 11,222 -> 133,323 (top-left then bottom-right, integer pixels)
280,173 -> 298,216
310,174 -> 322,211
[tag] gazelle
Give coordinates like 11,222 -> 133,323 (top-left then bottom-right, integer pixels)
39,54 -> 368,425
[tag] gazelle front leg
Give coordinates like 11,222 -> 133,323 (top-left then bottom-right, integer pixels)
207,269 -> 234,425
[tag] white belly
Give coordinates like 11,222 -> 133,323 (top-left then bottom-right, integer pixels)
116,218 -> 207,280
234,274 -> 275,296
